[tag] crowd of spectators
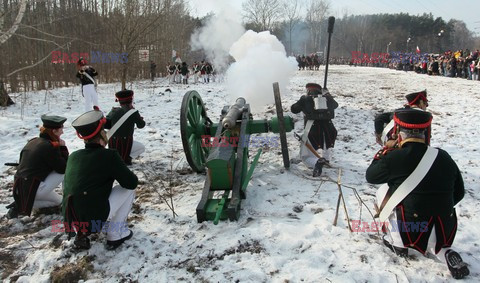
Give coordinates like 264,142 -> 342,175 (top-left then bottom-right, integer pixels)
347,49 -> 480,80
296,48 -> 480,82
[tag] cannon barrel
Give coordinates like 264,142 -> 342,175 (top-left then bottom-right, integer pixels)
222,97 -> 246,129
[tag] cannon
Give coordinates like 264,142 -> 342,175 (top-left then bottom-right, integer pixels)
180,83 -> 293,224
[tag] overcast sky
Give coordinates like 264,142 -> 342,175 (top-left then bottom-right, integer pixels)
187,0 -> 479,35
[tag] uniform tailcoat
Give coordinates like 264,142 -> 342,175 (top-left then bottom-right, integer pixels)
366,142 -> 464,253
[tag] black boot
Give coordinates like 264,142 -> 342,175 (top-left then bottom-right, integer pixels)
6,202 -> 18,219
74,232 -> 91,250
313,158 -> 327,177
33,205 -> 61,216
445,250 -> 469,279
106,230 -> 133,250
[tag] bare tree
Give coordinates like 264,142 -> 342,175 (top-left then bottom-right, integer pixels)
242,0 -> 282,32
0,0 -> 27,44
0,0 -> 198,101
0,0 -> 27,106
281,0 -> 301,55
448,19 -> 474,50
305,0 -> 330,52
103,0 -> 191,89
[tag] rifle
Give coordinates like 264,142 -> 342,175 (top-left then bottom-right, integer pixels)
293,132 -> 322,159
4,162 -> 19,167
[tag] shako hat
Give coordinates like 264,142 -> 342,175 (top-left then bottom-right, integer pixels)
41,114 -> 66,129
115,89 -> 134,103
71,110 -> 106,140
405,90 -> 427,106
306,83 -> 322,96
77,57 -> 86,66
393,108 -> 432,129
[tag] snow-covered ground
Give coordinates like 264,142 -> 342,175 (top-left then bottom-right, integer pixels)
0,65 -> 479,282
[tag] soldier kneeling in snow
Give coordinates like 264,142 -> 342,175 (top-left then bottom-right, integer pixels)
6,114 -> 69,218
366,108 -> 469,279
104,90 -> 145,165
374,89 -> 429,147
63,110 -> 138,250
291,83 -> 338,177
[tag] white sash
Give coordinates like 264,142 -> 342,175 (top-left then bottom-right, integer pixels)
381,119 -> 395,144
83,71 -> 96,86
107,109 -> 138,140
378,147 -> 439,222
301,119 -> 314,143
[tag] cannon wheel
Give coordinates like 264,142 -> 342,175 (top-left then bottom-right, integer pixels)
273,82 -> 290,169
180,91 -> 210,173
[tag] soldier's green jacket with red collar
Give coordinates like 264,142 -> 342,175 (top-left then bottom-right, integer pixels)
366,142 -> 464,253
62,143 -> 138,230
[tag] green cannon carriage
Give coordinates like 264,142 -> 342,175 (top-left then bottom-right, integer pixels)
180,83 -> 293,224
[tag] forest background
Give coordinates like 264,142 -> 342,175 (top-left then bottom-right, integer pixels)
0,0 -> 477,101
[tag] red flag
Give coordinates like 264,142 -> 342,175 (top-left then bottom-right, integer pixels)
416,46 -> 421,54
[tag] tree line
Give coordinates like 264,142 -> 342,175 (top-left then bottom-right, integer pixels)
242,0 -> 476,58
0,0 -> 197,98
1,0 -> 477,106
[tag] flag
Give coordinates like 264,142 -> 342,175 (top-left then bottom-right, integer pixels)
416,46 -> 421,54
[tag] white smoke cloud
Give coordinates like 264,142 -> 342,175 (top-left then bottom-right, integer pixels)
190,1 -> 245,72
226,30 -> 298,112
189,2 -> 298,113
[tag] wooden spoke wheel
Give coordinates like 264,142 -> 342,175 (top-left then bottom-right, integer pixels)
180,91 -> 211,173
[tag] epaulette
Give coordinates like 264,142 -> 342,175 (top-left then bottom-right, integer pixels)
373,147 -> 395,160
50,141 -> 60,148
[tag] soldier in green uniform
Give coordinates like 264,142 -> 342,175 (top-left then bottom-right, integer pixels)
6,114 -> 68,218
366,108 -> 469,279
105,90 -> 145,165
63,110 -> 139,250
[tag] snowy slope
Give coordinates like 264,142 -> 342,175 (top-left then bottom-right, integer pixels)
0,66 -> 479,282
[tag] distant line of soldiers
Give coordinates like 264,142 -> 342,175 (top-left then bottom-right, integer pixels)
296,54 -> 322,70
166,61 -> 214,84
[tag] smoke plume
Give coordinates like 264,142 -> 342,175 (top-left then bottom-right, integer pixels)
190,2 -> 245,72
226,30 -> 298,112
